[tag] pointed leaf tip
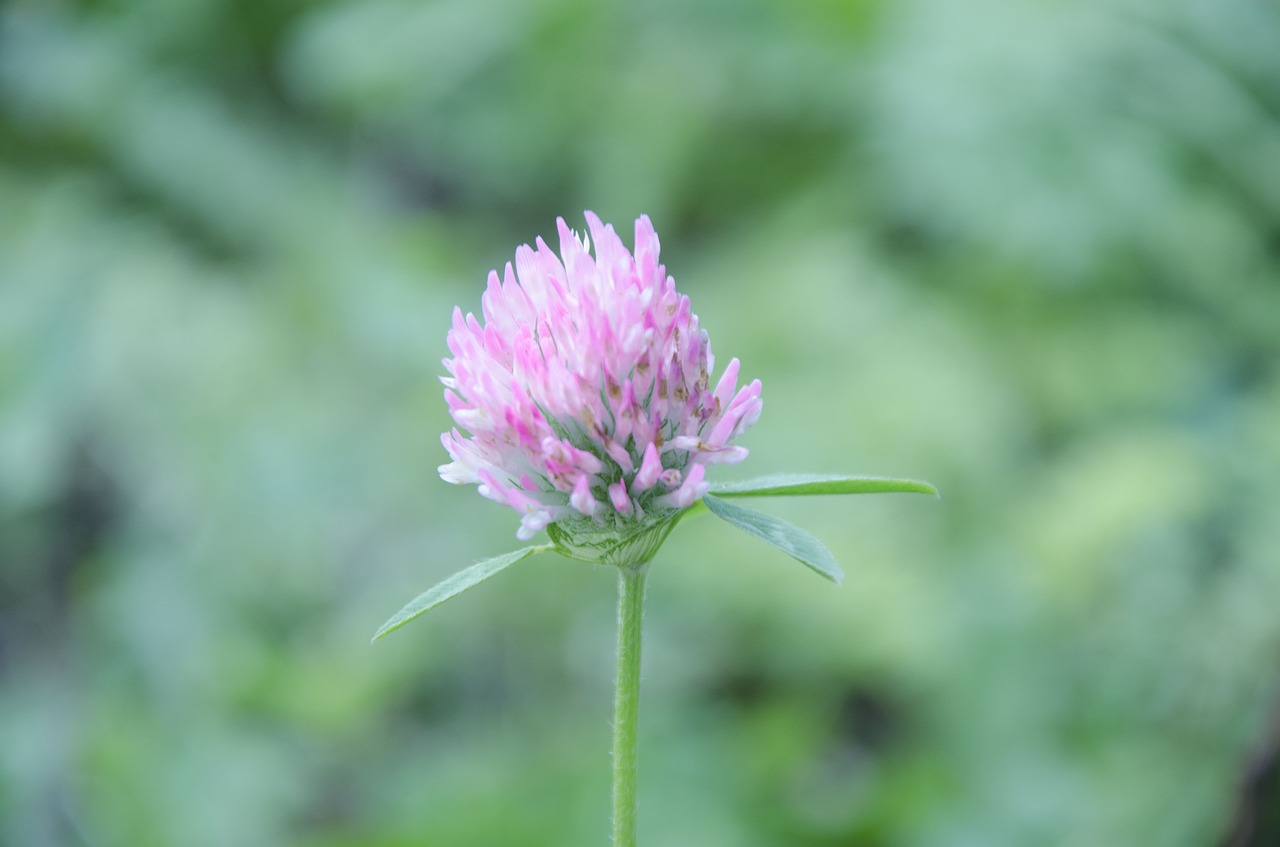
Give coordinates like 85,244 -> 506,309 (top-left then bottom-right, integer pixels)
372,544 -> 550,642
710,474 -> 938,499
703,494 -> 843,584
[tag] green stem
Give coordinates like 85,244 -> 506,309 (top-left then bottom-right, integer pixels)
612,564 -> 647,847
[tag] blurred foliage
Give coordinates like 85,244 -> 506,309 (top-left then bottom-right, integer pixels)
2,0 -> 1279,845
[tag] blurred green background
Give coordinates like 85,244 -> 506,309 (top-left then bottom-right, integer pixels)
3,0 -> 1280,845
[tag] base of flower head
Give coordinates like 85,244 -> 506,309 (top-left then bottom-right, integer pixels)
546,509 -> 688,567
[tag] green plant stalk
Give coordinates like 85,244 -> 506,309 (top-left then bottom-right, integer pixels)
612,564 -> 647,847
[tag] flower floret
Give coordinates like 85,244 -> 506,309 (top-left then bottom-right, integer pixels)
439,212 -> 763,540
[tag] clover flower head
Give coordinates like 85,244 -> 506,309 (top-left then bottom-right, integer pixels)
439,212 -> 763,544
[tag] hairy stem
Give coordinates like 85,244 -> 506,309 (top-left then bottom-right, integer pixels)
612,564 -> 647,847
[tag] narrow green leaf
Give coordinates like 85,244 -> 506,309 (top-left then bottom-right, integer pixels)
710,473 -> 938,499
703,494 -> 843,584
372,544 -> 551,642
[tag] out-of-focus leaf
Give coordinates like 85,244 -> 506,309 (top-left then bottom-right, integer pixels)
703,494 -> 843,584
372,544 -> 551,641
710,473 -> 938,498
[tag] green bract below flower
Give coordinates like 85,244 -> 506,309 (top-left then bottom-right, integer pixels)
373,212 -> 937,847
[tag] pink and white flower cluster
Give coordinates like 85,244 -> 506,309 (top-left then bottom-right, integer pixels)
440,213 -> 763,540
